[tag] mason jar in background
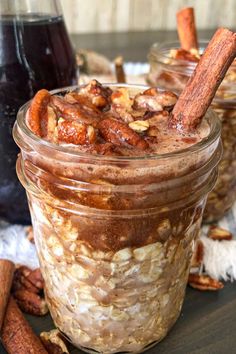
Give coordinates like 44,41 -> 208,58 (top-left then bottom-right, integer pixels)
148,42 -> 236,223
0,0 -> 77,224
14,84 -> 221,353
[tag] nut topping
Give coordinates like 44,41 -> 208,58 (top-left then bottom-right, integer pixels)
190,239 -> 204,268
111,88 -> 132,108
133,88 -> 178,111
26,80 -> 210,156
207,226 -> 233,241
58,119 -> 96,145
188,274 -> 224,291
133,93 -> 163,112
12,266 -> 47,316
14,289 -> 48,316
40,329 -> 69,354
129,120 -> 149,132
28,89 -> 51,137
170,48 -> 200,62
51,95 -> 101,125
79,79 -> 112,109
98,118 -> 148,150
12,266 -> 44,294
26,226 -> 35,243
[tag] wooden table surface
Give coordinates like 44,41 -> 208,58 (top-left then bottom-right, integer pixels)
1,30 -> 236,354
1,284 -> 235,354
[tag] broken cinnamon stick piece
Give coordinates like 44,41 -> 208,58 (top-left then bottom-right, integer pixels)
171,28 -> 236,131
176,7 -> 198,51
114,56 -> 126,83
0,259 -> 14,330
1,297 -> 48,354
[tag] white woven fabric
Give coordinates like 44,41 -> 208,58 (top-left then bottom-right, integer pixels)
0,221 -> 39,269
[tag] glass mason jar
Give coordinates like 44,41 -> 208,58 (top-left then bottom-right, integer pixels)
0,0 -> 77,224
148,41 -> 236,223
14,84 -> 221,353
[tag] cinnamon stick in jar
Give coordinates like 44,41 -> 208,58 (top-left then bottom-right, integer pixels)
170,28 -> 236,131
176,7 -> 198,51
0,259 -> 14,330
1,297 -> 48,354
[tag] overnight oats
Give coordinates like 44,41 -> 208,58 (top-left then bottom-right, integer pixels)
148,7 -> 236,222
14,29 -> 235,353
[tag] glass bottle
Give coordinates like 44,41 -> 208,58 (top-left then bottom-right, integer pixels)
0,0 -> 77,224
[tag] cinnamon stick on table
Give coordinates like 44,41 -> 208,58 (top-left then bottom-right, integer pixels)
1,297 -> 48,354
170,27 -> 236,131
0,259 -> 14,330
176,7 -> 198,51
114,56 -> 126,83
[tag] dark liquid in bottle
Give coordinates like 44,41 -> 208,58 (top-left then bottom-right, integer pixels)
0,14 -> 77,224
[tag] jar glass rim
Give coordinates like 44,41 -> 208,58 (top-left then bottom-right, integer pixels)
148,41 -> 236,96
148,40 -> 209,66
14,83 -> 221,163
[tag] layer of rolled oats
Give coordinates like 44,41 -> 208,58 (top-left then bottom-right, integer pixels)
29,197 -> 203,353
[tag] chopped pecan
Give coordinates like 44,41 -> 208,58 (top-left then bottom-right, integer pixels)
51,95 -> 101,126
111,88 -> 132,108
40,329 -> 69,354
25,226 -> 34,244
12,266 -> 44,294
188,274 -> 224,291
98,118 -> 148,150
191,240 -> 204,267
58,119 -> 96,145
129,120 -> 149,132
147,111 -> 169,126
143,88 -> 178,108
79,79 -> 112,109
133,88 -> 178,111
110,88 -> 134,123
26,268 -> 44,291
133,93 -> 163,112
88,142 -> 114,156
170,48 -> 200,62
110,105 -> 134,123
28,89 -> 51,137
207,226 -> 233,241
45,106 -> 58,141
147,126 -> 159,137
14,289 -> 48,316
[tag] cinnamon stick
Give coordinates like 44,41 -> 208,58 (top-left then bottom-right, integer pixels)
114,56 -> 126,83
176,7 -> 198,51
1,297 -> 48,354
0,259 -> 14,330
171,28 -> 236,131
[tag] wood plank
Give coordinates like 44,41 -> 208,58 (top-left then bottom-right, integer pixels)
60,0 -> 236,33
